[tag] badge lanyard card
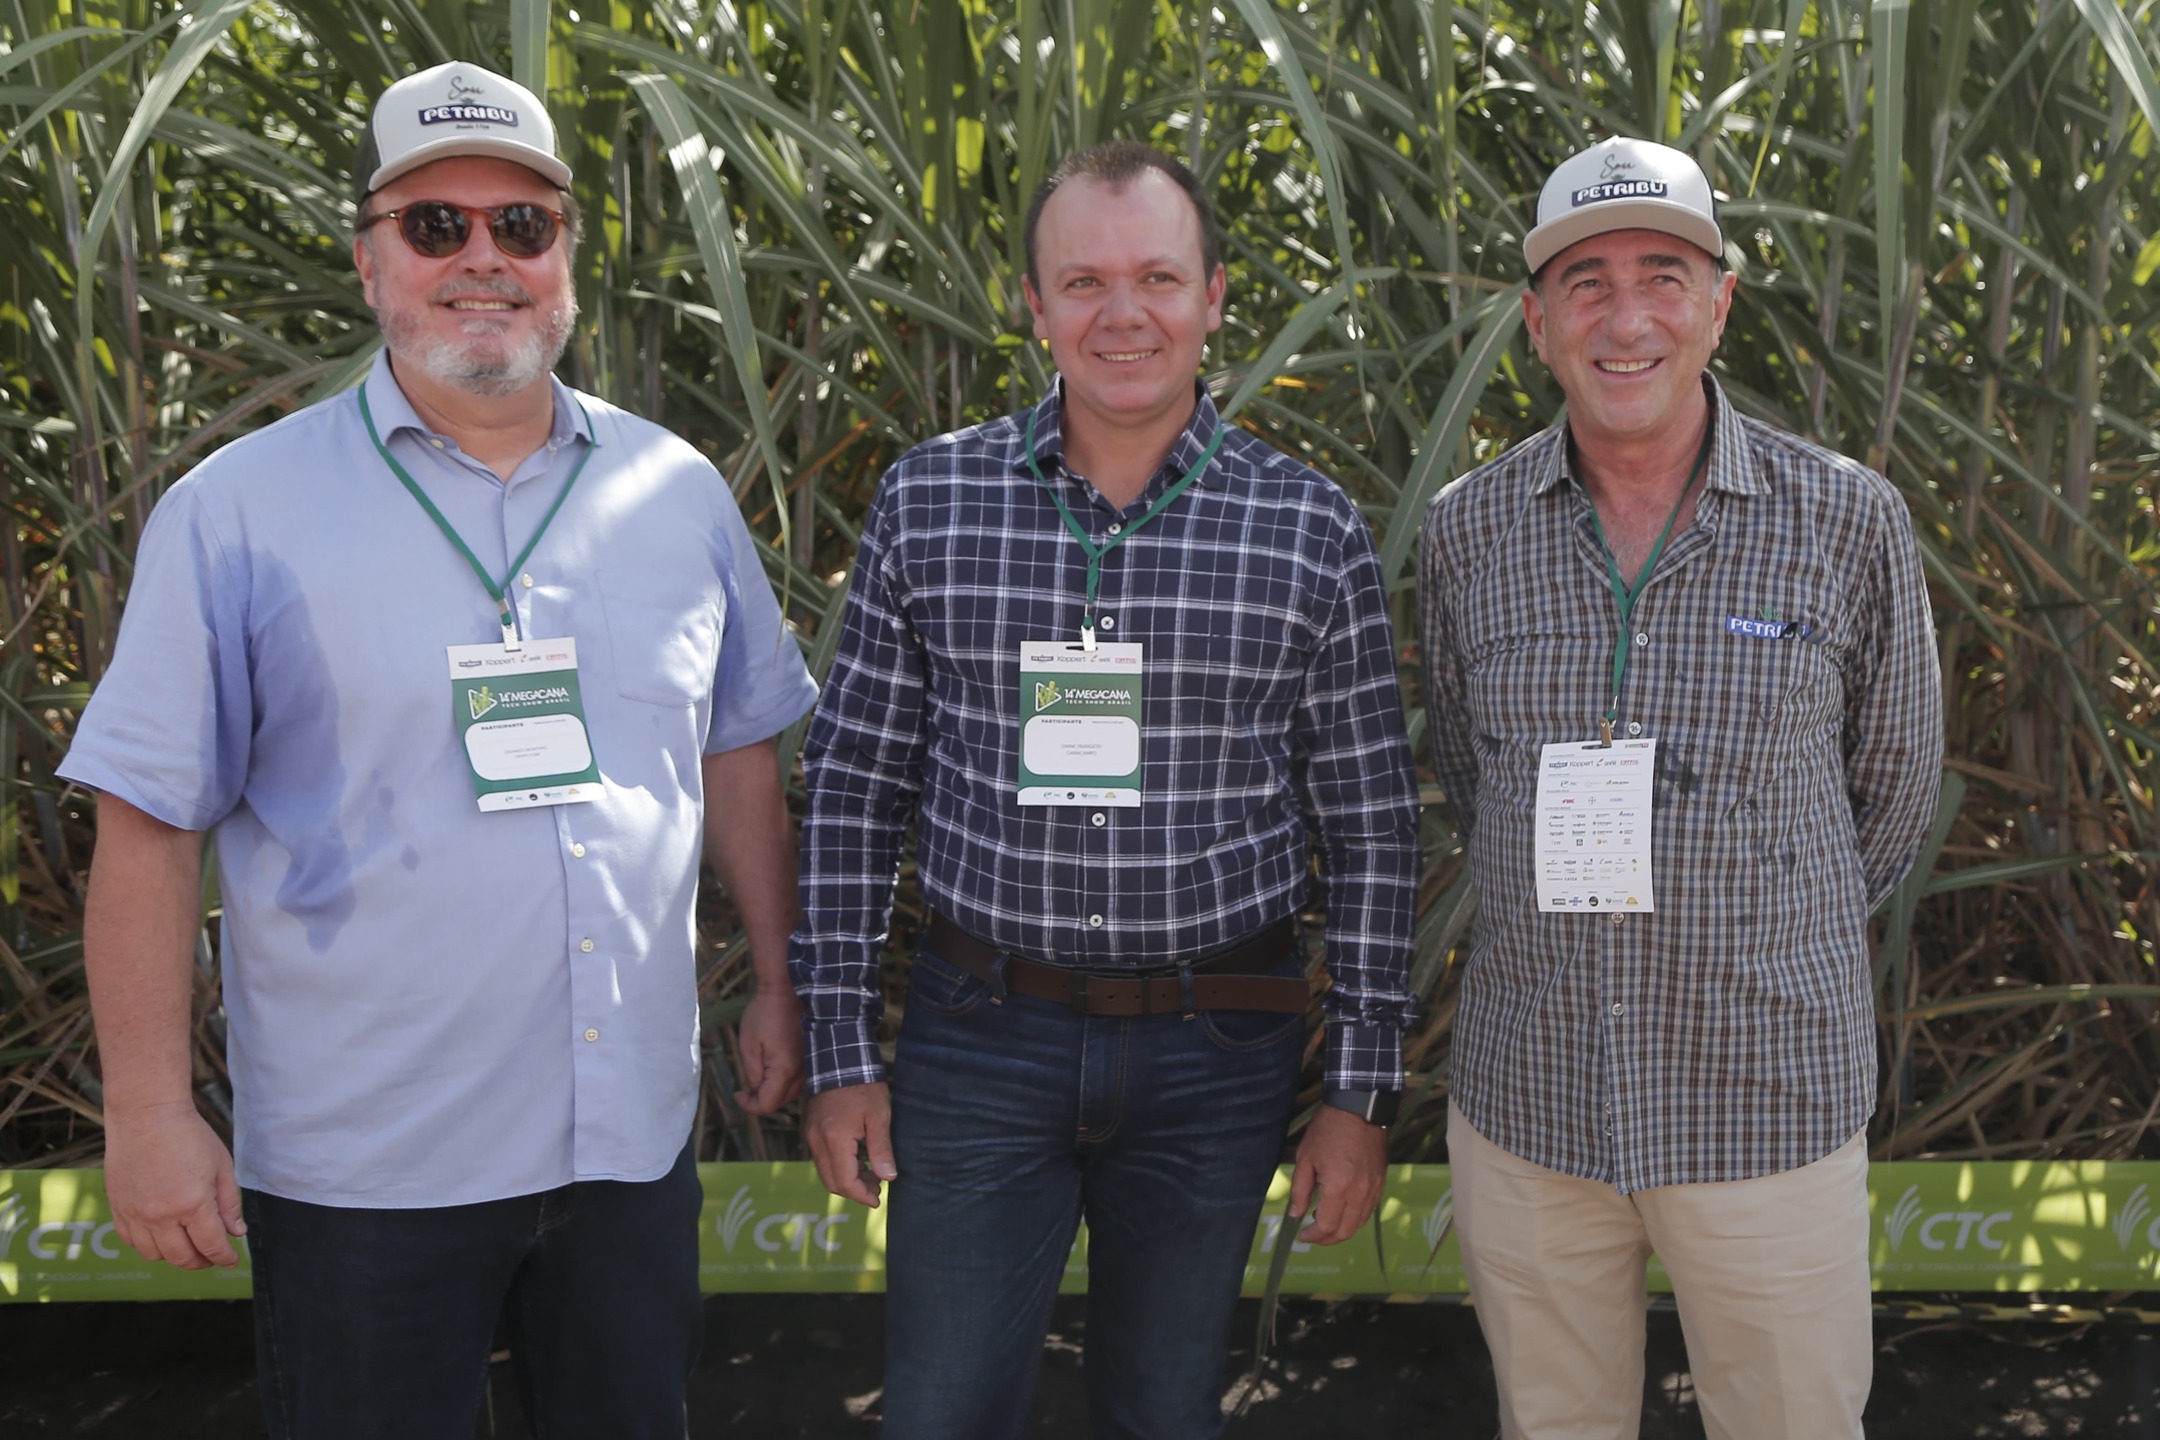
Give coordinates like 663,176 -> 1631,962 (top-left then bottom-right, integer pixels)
1530,417 -> 1714,913
1016,411 -> 1222,809
361,388 -> 602,811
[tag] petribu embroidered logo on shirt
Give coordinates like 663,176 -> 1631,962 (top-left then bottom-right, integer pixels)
1726,610 -> 1820,642
468,685 -> 498,720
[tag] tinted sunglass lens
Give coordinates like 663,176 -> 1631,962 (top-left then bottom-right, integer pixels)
490,204 -> 559,258
400,202 -> 470,257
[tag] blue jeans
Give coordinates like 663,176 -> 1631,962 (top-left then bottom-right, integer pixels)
881,939 -> 1304,1440
243,1142 -> 703,1440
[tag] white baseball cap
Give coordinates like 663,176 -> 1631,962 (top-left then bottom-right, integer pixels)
1522,136 -> 1723,277
355,61 -> 571,203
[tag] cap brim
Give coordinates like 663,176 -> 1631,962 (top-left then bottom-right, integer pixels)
367,135 -> 572,195
1524,201 -> 1722,276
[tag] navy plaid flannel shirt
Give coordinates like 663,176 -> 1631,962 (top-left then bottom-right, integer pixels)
790,385 -> 1421,1095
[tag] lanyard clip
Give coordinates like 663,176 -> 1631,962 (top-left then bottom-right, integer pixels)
500,605 -> 522,652
1598,716 -> 1614,748
1080,602 -> 1097,653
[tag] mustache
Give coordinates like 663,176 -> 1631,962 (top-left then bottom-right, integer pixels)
431,275 -> 535,306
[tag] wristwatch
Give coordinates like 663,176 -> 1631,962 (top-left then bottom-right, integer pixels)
1322,1087 -> 1402,1128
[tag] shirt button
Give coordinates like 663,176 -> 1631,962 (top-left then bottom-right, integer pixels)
1634,631 -> 1650,648
1098,615 -> 1115,631
429,438 -> 445,449
579,938 -> 595,952
1091,812 -> 1106,827
1625,721 -> 1643,736
1610,913 -> 1626,927
1088,914 -> 1105,928
1610,1002 -> 1625,1017
583,1028 -> 599,1042
571,843 -> 587,858
1107,522 -> 1123,536
521,573 -> 535,588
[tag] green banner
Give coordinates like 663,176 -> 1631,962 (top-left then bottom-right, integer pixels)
5,1162 -> 2157,1302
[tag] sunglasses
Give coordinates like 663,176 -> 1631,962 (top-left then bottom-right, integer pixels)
361,201 -> 566,260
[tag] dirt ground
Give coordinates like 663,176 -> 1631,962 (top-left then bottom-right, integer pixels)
2,1295 -> 2155,1437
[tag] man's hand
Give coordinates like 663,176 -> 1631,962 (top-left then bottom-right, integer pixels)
803,1082 -> 896,1208
1288,1103 -> 1389,1246
103,1101 -> 245,1270
733,988 -> 805,1114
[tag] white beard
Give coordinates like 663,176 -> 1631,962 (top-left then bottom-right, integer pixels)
375,275 -> 577,398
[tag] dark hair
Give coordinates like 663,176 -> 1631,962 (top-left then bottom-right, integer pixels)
1023,142 -> 1221,288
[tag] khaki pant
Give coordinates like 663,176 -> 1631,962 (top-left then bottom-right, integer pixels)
1448,1103 -> 1871,1440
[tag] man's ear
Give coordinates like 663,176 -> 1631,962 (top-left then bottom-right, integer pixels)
353,230 -> 378,309
1521,284 -> 1550,366
1204,264 -> 1227,331
1709,267 -> 1738,344
1023,274 -> 1049,342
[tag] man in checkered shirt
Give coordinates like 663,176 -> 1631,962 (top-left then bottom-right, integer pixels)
1418,137 -> 1943,1438
789,142 -> 1420,1438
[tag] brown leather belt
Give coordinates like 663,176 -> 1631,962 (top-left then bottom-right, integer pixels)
924,912 -> 1309,1017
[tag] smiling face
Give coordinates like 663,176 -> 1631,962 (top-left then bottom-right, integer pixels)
353,155 -> 577,399
1022,170 -> 1225,446
1524,228 -> 1735,450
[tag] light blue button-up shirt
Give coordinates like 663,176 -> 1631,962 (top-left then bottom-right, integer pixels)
61,352 -> 818,1207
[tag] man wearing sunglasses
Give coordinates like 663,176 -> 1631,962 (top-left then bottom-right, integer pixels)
62,60 -> 816,1439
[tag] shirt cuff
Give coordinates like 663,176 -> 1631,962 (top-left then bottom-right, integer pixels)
1322,1019 -> 1403,1093
802,1018 -> 887,1095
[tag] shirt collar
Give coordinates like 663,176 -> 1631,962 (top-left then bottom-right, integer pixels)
360,347 -> 592,453
1535,374 -> 1762,498
1014,378 -> 1226,492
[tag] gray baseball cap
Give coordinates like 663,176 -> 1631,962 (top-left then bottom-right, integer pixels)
354,61 -> 571,206
1523,136 -> 1723,276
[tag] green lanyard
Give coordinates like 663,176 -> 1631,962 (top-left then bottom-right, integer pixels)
1574,413 -> 1715,746
1024,407 -> 1224,650
359,386 -> 593,650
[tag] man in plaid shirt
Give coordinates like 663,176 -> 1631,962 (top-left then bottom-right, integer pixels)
789,143 -> 1420,1438
1419,136 -> 1942,1439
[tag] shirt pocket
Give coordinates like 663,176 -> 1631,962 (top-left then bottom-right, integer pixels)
596,569 -> 724,707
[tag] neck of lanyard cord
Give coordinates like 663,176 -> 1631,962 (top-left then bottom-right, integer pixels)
1025,407 -> 1224,651
1574,412 -> 1715,746
359,385 -> 593,650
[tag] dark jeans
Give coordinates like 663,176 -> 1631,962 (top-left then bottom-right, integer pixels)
882,939 -> 1305,1440
243,1142 -> 704,1440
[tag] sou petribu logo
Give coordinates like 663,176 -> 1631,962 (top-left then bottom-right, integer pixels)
419,75 -> 520,128
1572,179 -> 1669,206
